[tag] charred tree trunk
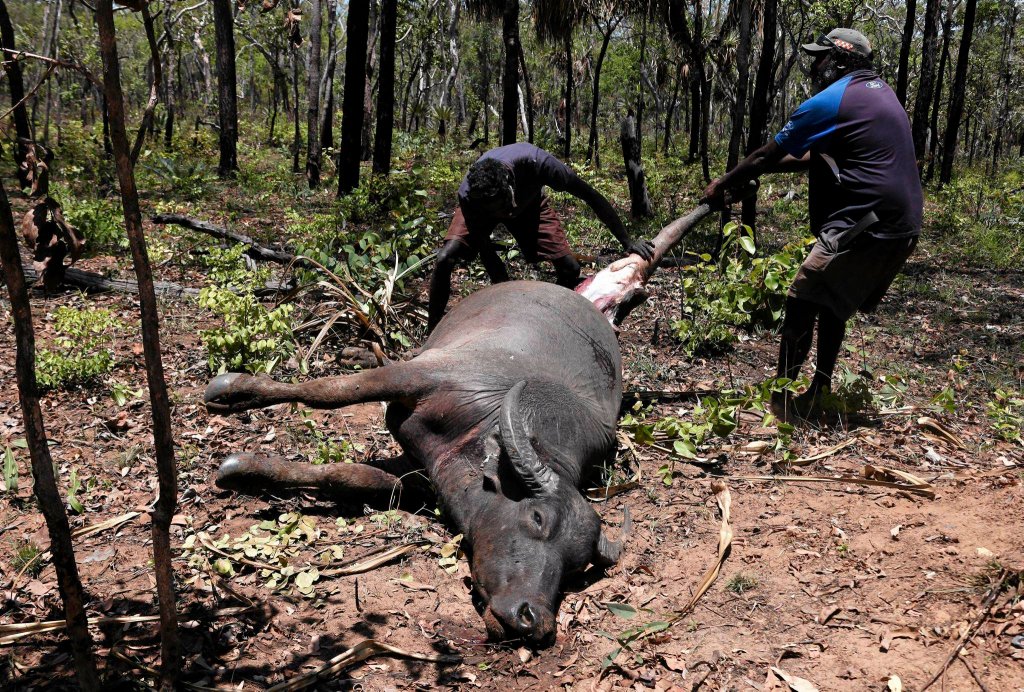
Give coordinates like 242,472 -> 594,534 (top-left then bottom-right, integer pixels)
501,0 -> 519,145
0,0 -> 33,181
895,0 -> 916,105
212,0 -> 238,176
725,0 -> 752,172
620,112 -> 653,218
939,0 -> 978,184
0,187 -> 101,690
911,0 -> 942,165
990,4 -> 1017,173
741,0 -> 777,233
97,3 -> 181,688
361,0 -> 379,160
292,44 -> 302,173
517,41 -> 533,142
662,60 -> 684,154
306,0 -> 323,187
131,4 -> 161,165
338,0 -> 370,194
321,0 -> 339,151
562,32 -> 572,159
372,0 -> 396,174
587,15 -> 620,166
926,0 -> 955,182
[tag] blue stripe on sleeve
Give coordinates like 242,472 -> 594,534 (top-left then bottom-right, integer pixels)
774,75 -> 853,157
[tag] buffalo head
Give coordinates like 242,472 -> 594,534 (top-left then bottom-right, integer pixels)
466,381 -> 629,646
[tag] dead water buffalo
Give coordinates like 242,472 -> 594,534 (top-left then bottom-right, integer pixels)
205,280 -> 629,645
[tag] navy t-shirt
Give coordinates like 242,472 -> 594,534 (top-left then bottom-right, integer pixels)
775,70 -> 923,239
457,143 -> 580,232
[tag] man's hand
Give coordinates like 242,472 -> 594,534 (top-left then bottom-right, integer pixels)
701,177 -> 725,205
625,238 -> 655,262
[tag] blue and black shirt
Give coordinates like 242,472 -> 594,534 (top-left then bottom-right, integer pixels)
775,70 -> 923,240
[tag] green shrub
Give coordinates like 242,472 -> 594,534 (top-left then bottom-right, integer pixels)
198,287 -> 296,375
986,388 -> 1023,444
671,224 -> 809,356
36,305 -> 126,390
142,153 -> 214,199
58,193 -> 126,254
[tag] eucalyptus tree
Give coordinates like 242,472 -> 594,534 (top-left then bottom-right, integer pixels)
939,0 -> 978,183
338,0 -> 370,194
306,0 -> 323,187
212,0 -> 239,176
912,0 -> 943,164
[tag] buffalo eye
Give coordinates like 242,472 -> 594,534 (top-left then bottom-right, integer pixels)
532,510 -> 544,528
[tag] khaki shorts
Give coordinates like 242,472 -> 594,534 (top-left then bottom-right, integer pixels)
789,235 -> 918,321
444,195 -> 572,263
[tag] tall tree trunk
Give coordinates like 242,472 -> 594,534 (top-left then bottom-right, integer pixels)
338,0 -> 370,194
517,41 -> 533,142
96,2 -> 181,689
321,0 -> 339,150
212,0 -> 238,176
0,196 -> 101,692
372,0 -> 397,174
925,0 -> 955,182
911,0 -> 942,165
562,32 -> 572,159
895,0 -> 917,106
741,0 -> 777,233
0,0 -> 34,184
939,0 -> 978,184
306,0 -> 323,187
990,5 -> 1017,173
635,0 -> 649,153
726,0 -> 752,171
621,112 -> 653,217
41,0 -> 62,145
662,61 -> 684,154
501,0 -> 519,145
587,17 -> 619,165
361,0 -> 378,160
291,47 -> 301,173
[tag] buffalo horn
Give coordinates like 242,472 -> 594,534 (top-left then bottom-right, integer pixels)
594,506 -> 633,566
498,381 -> 559,497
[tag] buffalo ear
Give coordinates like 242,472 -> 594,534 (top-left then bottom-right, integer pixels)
498,381 -> 559,497
593,506 -> 632,567
481,429 -> 503,493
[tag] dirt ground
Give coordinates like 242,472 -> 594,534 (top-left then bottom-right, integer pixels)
1,219 -> 1023,691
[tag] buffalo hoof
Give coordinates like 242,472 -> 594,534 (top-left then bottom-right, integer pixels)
204,373 -> 266,413
215,452 -> 273,491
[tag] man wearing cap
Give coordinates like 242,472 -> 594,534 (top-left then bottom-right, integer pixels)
703,28 -> 923,420
427,142 -> 655,332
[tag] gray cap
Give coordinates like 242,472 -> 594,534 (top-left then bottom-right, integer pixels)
801,28 -> 872,59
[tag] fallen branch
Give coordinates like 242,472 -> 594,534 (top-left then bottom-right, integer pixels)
727,464 -> 935,499
0,606 -> 251,646
151,214 -> 296,265
268,638 -> 459,692
775,437 -> 860,469
19,259 -> 197,296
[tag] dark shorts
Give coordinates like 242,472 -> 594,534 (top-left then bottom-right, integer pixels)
444,195 -> 572,263
789,234 -> 918,321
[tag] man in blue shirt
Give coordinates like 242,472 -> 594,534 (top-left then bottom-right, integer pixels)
703,28 -> 923,420
427,143 -> 654,332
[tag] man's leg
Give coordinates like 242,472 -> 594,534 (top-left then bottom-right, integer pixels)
427,240 -> 471,333
478,243 -> 511,284
776,296 -> 819,383
807,306 -> 846,397
551,253 -> 581,288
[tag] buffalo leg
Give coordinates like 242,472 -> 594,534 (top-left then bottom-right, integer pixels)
204,360 -> 428,413
216,452 -> 403,503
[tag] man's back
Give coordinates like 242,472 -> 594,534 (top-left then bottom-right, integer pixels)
776,70 -> 923,238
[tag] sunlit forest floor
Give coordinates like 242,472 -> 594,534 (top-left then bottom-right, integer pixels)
1,131 -> 1022,690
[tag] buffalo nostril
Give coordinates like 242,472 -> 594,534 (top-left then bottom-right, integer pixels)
516,603 -> 535,628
